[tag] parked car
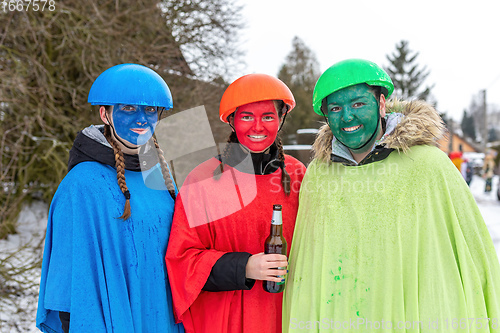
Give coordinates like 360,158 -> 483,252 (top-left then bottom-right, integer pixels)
463,152 -> 485,175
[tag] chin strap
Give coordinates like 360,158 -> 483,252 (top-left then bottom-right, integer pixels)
345,112 -> 380,151
105,114 -> 140,150
278,108 -> 288,132
320,100 -> 330,126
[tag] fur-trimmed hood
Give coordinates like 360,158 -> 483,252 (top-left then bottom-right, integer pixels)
312,99 -> 446,163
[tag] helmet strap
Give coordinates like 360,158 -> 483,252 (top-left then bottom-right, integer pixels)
349,112 -> 380,151
322,115 -> 329,126
320,98 -> 330,126
228,113 -> 236,132
334,108 -> 381,152
105,113 -> 140,150
278,110 -> 288,132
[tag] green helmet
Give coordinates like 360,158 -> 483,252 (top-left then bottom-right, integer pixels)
312,59 -> 394,115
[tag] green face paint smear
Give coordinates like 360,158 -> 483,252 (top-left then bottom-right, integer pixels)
326,84 -> 380,153
325,255 -> 372,319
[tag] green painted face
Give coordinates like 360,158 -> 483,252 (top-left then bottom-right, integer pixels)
326,84 -> 381,152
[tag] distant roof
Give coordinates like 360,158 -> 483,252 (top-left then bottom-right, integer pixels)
283,145 -> 312,150
463,152 -> 485,159
296,128 -> 319,134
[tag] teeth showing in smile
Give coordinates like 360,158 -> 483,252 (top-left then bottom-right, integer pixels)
249,135 -> 266,139
342,125 -> 361,132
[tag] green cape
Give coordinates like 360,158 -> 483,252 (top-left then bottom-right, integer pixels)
284,145 -> 500,332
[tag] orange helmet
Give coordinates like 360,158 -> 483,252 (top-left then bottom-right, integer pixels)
219,74 -> 296,123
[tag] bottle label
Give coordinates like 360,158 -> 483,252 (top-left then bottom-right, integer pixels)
271,210 -> 282,225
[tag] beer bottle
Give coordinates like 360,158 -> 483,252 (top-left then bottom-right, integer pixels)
263,204 -> 287,293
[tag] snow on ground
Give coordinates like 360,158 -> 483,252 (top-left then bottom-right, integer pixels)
0,176 -> 499,332
470,174 -> 500,259
0,202 -> 47,333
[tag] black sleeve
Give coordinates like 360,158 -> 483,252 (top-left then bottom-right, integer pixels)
202,252 -> 256,291
59,311 -> 70,333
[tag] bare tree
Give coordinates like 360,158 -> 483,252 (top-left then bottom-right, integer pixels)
0,0 -> 243,237
160,0 -> 245,81
0,1 -> 242,328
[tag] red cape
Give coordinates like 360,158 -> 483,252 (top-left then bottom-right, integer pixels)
166,155 -> 305,333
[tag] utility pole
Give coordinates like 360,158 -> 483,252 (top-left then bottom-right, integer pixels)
482,89 -> 487,153
448,119 -> 453,153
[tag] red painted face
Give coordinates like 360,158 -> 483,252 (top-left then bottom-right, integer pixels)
233,100 -> 280,153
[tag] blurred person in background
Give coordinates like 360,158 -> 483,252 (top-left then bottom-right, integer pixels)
461,158 -> 473,186
449,150 -> 464,172
483,150 -> 496,193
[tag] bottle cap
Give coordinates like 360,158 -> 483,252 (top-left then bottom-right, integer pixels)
273,204 -> 282,211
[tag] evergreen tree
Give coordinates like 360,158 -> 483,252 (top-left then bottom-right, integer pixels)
278,37 -> 323,144
461,110 -> 477,140
488,128 -> 498,142
468,92 -> 486,143
385,40 -> 434,101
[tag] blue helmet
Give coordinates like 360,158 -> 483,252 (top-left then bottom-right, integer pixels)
88,64 -> 173,109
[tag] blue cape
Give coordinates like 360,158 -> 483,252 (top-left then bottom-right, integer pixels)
36,161 -> 183,332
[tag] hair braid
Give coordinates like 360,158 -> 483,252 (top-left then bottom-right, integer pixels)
275,134 -> 291,196
213,131 -> 238,180
152,135 -> 176,201
104,124 -> 131,220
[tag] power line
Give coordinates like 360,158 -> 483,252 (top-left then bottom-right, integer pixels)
487,74 -> 500,89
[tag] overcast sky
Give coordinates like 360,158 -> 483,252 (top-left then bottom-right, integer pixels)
235,0 -> 500,122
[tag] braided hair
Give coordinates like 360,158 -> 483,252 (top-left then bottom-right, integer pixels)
152,135 -> 176,201
275,133 -> 291,195
103,108 -> 176,220
213,131 -> 238,180
104,124 -> 132,220
213,100 -> 291,196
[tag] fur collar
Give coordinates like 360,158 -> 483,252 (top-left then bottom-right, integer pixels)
312,99 -> 446,163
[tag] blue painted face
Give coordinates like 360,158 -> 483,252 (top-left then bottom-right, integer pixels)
325,84 -> 381,153
111,104 -> 158,146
